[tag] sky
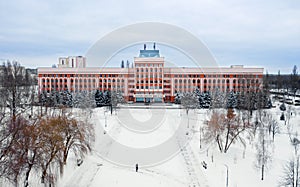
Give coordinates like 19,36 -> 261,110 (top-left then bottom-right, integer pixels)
0,0 -> 299,74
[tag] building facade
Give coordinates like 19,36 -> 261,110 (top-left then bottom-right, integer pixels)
38,45 -> 264,103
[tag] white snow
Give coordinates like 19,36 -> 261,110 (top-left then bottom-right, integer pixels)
17,101 -> 300,187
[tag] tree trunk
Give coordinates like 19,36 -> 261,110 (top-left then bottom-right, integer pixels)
63,137 -> 71,165
261,164 -> 264,180
24,163 -> 33,187
296,157 -> 299,187
216,135 -> 223,152
224,123 -> 230,153
12,89 -> 16,119
41,169 -> 46,184
199,127 -> 202,149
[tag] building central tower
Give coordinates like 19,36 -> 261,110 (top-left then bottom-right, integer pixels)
134,43 -> 165,102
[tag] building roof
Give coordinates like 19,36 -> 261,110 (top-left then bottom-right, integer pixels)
38,66 -> 263,75
139,50 -> 160,57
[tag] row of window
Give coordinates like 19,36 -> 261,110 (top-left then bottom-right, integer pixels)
136,86 -> 162,89
42,78 -> 260,86
174,85 -> 258,91
135,63 -> 163,67
43,84 -> 125,89
136,74 -> 163,78
136,68 -> 163,72
42,79 -> 126,83
173,74 -> 260,78
137,80 -> 163,84
41,73 -> 260,79
41,74 -> 125,78
173,79 -> 260,84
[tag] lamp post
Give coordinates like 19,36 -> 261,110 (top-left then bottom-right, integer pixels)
199,126 -> 202,149
104,110 -> 107,127
224,164 -> 229,187
187,112 -> 190,128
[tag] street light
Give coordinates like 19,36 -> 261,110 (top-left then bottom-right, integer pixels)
104,110 -> 107,127
224,164 -> 229,187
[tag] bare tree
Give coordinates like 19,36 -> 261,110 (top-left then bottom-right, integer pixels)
36,117 -> 64,184
204,110 -> 225,151
290,65 -> 299,97
280,137 -> 300,187
0,116 -> 27,185
0,115 -> 40,187
204,109 -> 248,153
280,156 -> 300,187
181,92 -> 198,115
269,118 -> 279,141
110,89 -> 124,114
37,114 -> 95,185
181,92 -> 198,128
277,70 -> 283,94
59,115 -> 94,165
255,125 -> 272,180
1,61 -> 33,118
254,111 -> 273,181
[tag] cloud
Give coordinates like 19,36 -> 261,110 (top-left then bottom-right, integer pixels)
0,0 -> 299,73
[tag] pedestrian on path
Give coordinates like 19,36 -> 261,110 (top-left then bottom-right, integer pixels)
136,163 -> 139,172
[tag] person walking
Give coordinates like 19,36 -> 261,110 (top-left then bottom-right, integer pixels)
135,163 -> 139,172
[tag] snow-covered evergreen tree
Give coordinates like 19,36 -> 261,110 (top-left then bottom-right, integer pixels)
63,90 -> 73,107
95,90 -> 102,107
198,92 -> 205,108
39,91 -> 47,105
55,91 -> 62,106
211,89 -> 226,108
280,103 -> 286,111
174,91 -> 181,104
227,91 -> 237,108
203,92 -> 211,108
193,87 -> 201,98
73,91 -> 95,109
111,90 -> 124,107
103,90 -> 111,105
236,92 -> 245,109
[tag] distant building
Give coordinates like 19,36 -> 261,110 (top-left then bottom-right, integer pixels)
38,44 -> 264,103
58,56 -> 86,68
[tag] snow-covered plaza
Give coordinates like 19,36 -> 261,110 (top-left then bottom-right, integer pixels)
56,101 -> 300,187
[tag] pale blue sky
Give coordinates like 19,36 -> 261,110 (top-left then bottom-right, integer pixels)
0,0 -> 299,73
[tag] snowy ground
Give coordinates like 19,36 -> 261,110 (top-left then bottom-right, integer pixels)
56,102 -> 300,187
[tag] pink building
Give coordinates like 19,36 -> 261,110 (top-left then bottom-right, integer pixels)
38,45 -> 264,103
